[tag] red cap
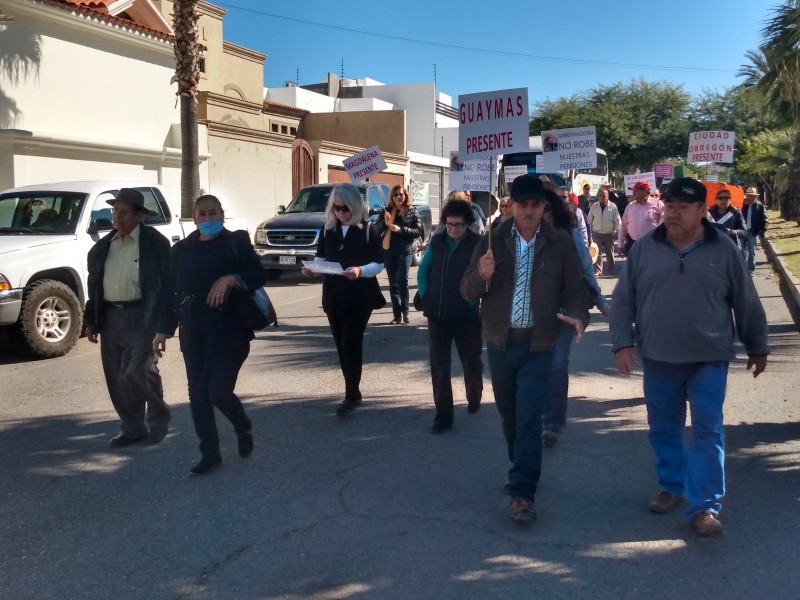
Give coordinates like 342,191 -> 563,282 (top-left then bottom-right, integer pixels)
568,193 -> 579,205
628,181 -> 651,191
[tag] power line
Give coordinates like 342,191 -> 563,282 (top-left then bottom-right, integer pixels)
215,2 -> 737,73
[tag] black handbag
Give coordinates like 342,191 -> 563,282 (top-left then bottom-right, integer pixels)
231,288 -> 270,330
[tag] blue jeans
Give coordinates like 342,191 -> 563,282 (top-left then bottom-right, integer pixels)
487,341 -> 554,502
642,359 -> 728,519
743,232 -> 758,272
542,324 -> 574,432
384,250 -> 412,317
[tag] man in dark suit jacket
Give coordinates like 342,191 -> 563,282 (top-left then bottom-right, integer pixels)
84,188 -> 172,447
741,187 -> 767,273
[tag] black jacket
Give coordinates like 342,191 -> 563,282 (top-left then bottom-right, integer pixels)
159,229 -> 267,354
85,224 -> 171,332
742,201 -> 767,236
420,230 -> 480,321
317,221 -> 384,315
376,206 -> 422,254
708,205 -> 747,244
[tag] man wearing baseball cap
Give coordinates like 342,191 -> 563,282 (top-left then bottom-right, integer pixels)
610,177 -> 769,538
617,180 -> 664,255
461,174 -> 590,526
741,187 -> 767,272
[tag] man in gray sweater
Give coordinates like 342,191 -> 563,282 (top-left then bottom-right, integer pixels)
610,177 -> 769,538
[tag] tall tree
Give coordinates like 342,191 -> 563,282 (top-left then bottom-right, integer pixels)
530,79 -> 692,177
173,0 -> 201,218
740,2 -> 800,220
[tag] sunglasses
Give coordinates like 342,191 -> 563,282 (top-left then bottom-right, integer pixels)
332,204 -> 351,213
717,196 -> 731,201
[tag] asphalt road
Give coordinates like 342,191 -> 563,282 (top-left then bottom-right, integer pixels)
1,261 -> 799,600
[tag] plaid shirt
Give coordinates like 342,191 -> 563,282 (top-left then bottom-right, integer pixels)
510,223 -> 540,328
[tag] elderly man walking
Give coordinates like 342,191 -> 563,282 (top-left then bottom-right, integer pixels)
610,178 -> 769,537
85,188 -> 172,448
741,187 -> 767,273
461,174 -> 590,526
618,181 -> 663,254
588,188 -> 620,276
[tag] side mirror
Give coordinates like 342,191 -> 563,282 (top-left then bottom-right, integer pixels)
277,205 -> 286,214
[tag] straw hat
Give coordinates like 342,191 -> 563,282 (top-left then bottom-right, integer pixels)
745,187 -> 759,196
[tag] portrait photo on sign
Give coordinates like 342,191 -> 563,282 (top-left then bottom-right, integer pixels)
544,134 -> 559,152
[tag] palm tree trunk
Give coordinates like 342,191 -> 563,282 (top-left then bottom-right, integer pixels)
781,126 -> 800,222
173,0 -> 201,218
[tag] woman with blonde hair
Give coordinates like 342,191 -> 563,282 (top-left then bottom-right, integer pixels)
302,183 -> 385,415
377,184 -> 421,324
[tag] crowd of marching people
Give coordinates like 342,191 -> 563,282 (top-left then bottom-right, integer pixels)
85,176 -> 769,537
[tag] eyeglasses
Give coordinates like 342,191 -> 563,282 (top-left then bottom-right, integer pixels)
444,221 -> 466,229
717,196 -> 731,201
332,204 -> 351,213
499,203 -> 510,209
392,192 -> 405,197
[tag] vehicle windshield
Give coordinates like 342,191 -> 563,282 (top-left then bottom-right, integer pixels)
284,187 -> 366,213
0,192 -> 87,234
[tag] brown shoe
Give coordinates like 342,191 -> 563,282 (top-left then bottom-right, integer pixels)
648,491 -> 683,514
510,497 -> 537,525
541,428 -> 559,448
691,512 -> 724,537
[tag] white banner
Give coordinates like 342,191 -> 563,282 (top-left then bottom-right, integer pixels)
449,151 -> 495,192
540,126 -> 597,172
458,88 -> 529,161
623,171 -> 657,193
343,145 -> 387,182
535,155 -> 544,172
688,131 -> 735,164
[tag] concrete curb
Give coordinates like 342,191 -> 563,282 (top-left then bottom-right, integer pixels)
762,233 -> 800,315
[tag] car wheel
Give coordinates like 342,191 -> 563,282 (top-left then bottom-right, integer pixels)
264,269 -> 283,281
411,238 -> 424,266
12,280 -> 83,358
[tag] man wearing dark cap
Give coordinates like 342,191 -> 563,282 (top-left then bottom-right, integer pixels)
610,177 -> 769,538
617,180 -> 663,255
85,188 -> 172,448
461,174 -> 590,526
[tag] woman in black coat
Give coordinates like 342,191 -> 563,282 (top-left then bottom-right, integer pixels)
302,183 -> 385,416
376,184 -> 422,324
154,195 -> 267,475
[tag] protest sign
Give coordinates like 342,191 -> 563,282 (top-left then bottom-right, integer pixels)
540,126 -> 597,172
343,145 -> 387,182
623,171 -> 657,192
458,88 -> 529,161
503,165 -> 527,184
687,131 -> 735,164
653,163 -> 674,178
449,151 -> 496,192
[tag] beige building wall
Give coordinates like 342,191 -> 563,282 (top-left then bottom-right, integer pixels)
300,111 -> 407,156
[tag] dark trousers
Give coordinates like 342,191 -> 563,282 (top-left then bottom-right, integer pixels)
100,306 -> 170,437
592,232 -> 615,275
183,344 -> 251,459
327,310 -> 372,400
385,250 -> 412,318
427,317 -> 483,427
487,341 -> 554,502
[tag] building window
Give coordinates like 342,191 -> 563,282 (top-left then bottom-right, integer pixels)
281,125 -> 288,134
271,123 -> 279,133
290,127 -> 297,136
198,57 -> 206,74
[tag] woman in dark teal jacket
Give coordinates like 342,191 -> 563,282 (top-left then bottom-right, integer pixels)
417,199 -> 483,434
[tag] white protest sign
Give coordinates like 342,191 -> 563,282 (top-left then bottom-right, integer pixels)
343,145 -> 387,182
705,174 -> 719,183
535,155 -> 544,172
623,171 -> 657,193
458,87 -> 529,161
504,165 -> 527,184
540,126 -> 597,172
687,131 -> 735,164
449,151 -> 493,192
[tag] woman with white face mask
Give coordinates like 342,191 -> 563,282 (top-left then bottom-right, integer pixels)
154,194 -> 267,475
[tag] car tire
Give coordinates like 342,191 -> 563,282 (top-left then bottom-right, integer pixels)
411,238 -> 424,266
264,269 -> 283,281
11,280 -> 83,358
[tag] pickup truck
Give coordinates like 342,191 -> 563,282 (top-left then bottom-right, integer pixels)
253,183 -> 432,280
0,181 -> 184,358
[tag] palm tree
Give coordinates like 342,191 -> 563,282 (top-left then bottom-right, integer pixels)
172,0 -> 200,218
739,2 -> 800,220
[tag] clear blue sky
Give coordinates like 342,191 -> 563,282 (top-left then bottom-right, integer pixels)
214,0 -> 772,107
